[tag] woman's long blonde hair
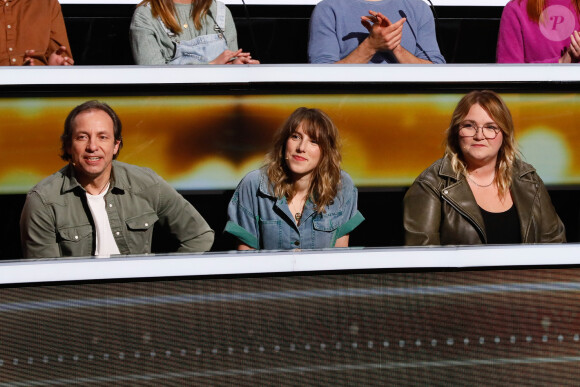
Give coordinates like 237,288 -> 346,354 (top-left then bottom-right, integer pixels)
523,0 -> 580,23
445,90 -> 519,197
265,107 -> 342,214
139,0 -> 213,33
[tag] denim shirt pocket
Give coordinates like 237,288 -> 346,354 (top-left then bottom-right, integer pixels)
124,212 -> 159,254
259,218 -> 283,250
312,211 -> 343,232
57,224 -> 93,257
312,211 -> 343,248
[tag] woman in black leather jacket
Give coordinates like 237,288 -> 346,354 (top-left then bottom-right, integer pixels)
404,90 -> 566,245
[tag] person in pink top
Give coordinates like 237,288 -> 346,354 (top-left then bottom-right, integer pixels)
497,0 -> 580,63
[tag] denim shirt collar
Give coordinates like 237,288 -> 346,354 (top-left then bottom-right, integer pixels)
257,171 -> 318,229
258,171 -> 276,199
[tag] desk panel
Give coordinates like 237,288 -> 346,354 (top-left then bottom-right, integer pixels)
1,247 -> 579,385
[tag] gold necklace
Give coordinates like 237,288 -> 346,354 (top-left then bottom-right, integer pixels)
294,212 -> 302,225
290,197 -> 307,226
467,173 -> 495,188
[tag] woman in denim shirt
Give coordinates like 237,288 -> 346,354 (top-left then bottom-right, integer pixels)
225,108 -> 364,250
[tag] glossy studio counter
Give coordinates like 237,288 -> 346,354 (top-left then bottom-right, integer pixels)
2,245 -> 580,385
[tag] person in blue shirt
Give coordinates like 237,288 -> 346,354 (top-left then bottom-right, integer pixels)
308,0 -> 445,64
225,107 -> 364,250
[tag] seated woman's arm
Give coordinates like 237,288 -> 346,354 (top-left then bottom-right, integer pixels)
403,177 -> 442,245
237,242 -> 255,250
535,176 -> 566,243
130,6 -> 169,65
225,172 -> 262,250
332,172 -> 364,247
334,235 -> 349,247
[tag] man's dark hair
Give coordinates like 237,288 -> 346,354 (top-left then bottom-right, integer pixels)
60,100 -> 123,161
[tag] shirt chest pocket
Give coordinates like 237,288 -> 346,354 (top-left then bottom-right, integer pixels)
57,224 -> 93,257
310,211 -> 344,249
125,212 -> 159,231
123,212 -> 159,254
312,211 -> 343,232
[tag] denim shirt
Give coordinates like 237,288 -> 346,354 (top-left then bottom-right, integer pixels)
225,169 -> 364,250
20,161 -> 214,258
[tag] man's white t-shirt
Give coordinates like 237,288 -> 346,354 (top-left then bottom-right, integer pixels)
86,184 -> 120,258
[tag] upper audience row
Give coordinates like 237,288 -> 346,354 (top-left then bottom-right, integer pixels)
2,0 -> 579,66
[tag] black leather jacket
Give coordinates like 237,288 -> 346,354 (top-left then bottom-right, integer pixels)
404,156 -> 566,245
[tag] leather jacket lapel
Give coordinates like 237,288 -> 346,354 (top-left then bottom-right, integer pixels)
442,178 -> 487,242
509,162 -> 538,243
438,157 -> 486,242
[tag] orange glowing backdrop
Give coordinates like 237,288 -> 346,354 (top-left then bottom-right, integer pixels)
2,93 -> 579,193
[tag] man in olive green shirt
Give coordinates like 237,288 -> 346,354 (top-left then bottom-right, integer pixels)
20,100 -> 214,258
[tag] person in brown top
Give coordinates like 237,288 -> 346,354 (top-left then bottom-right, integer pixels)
0,0 -> 73,66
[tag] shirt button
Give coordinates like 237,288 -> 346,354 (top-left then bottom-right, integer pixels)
74,235 -> 78,240
8,47 -> 12,51
144,223 -> 149,227
116,232 -> 120,236
109,203 -> 113,207
11,58 -> 15,62
294,240 -> 300,246
6,25 -> 10,29
443,190 -> 449,194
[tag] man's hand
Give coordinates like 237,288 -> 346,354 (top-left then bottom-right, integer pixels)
23,49 -> 38,66
48,46 -> 74,66
361,11 -> 406,53
337,9 -> 431,64
24,46 -> 73,66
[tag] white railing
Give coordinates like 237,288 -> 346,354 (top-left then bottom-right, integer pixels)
1,64 -> 580,86
1,243 -> 578,285
58,0 -> 510,7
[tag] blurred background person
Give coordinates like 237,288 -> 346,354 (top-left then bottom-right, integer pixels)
308,0 -> 445,64
404,90 -> 566,245
1,0 -> 73,66
225,107 -> 364,250
130,0 -> 258,65
497,0 -> 580,63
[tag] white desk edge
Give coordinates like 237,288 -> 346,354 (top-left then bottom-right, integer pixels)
0,244 -> 578,285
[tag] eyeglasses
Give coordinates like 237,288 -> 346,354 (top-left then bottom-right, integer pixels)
458,121 -> 501,140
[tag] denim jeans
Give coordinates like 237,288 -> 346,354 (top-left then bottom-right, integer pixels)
169,34 -> 228,65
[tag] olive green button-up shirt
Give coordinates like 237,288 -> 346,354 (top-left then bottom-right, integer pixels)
20,161 -> 214,258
